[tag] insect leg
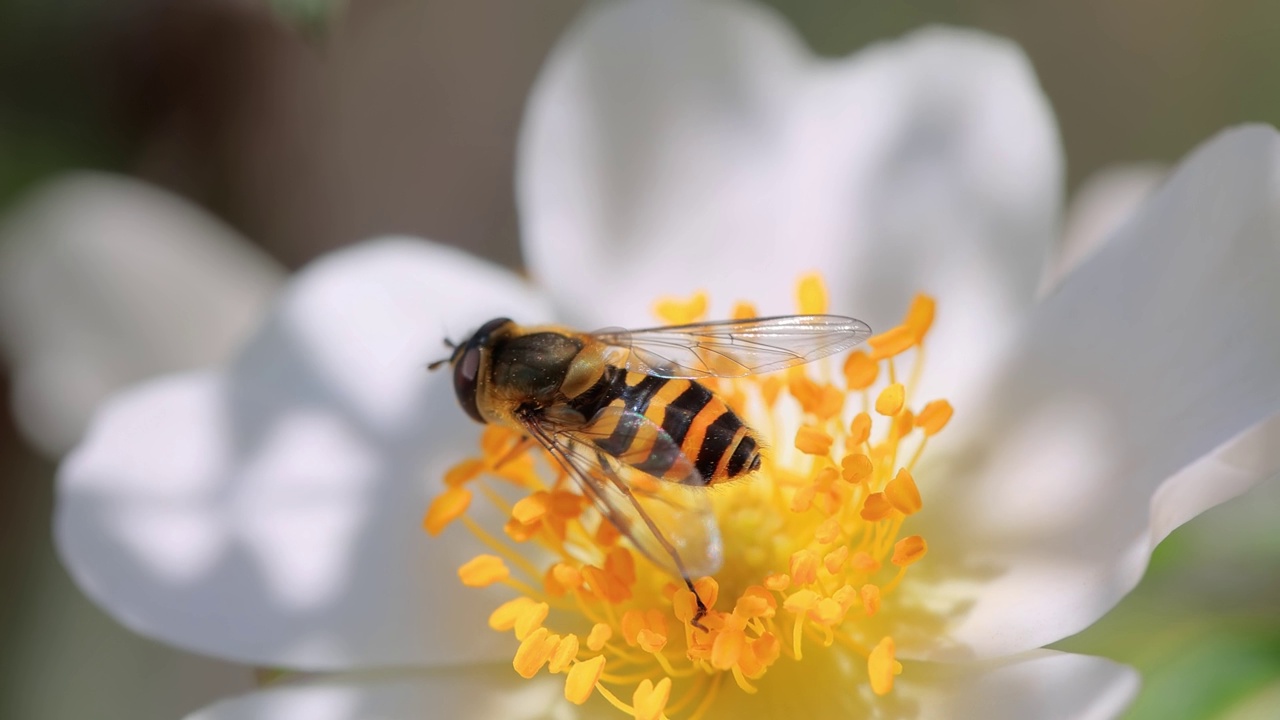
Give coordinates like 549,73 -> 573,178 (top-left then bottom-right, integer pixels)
494,435 -> 537,469
594,451 -> 711,631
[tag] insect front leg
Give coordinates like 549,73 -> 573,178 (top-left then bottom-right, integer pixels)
494,434 -> 538,468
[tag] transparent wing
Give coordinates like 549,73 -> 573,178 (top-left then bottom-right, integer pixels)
592,314 -> 872,378
522,410 -> 723,580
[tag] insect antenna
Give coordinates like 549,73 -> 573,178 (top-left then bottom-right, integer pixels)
425,336 -> 458,371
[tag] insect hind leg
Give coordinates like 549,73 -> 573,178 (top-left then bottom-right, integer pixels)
594,450 -> 712,631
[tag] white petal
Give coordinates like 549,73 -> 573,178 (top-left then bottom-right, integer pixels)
899,651 -> 1138,720
1043,163 -> 1166,292
0,173 -> 284,456
520,1 -> 1061,392
908,125 -> 1280,660
185,668 -> 572,720
57,239 -> 554,669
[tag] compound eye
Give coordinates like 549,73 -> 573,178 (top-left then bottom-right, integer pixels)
453,346 -> 484,423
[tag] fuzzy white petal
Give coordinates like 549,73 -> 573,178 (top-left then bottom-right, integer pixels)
898,651 -> 1138,720
57,239 -> 553,669
0,173 -> 284,456
520,0 -> 1060,397
1044,163 -> 1166,292
184,668 -> 570,720
908,125 -> 1280,661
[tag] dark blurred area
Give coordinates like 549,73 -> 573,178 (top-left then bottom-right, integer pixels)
1,1 -> 1278,718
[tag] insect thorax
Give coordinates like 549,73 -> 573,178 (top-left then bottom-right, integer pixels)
489,331 -> 585,403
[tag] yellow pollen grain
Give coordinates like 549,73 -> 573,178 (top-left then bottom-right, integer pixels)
510,493 -> 549,525
797,273 -> 829,314
860,584 -> 882,617
841,452 -> 873,483
458,554 -> 509,587
850,552 -> 881,573
620,609 -> 646,646
868,637 -> 898,695
711,628 -> 746,669
916,399 -> 954,436
633,677 -> 673,720
875,383 -> 906,416
815,516 -> 842,544
848,412 -> 872,445
906,294 -> 936,341
654,291 -> 708,325
564,655 -> 605,704
423,486 -> 472,536
587,623 -> 613,652
860,493 -> 892,522
513,627 -> 558,679
885,468 -> 923,515
843,351 -> 878,390
764,573 -> 790,591
795,425 -> 834,455
815,597 -> 844,625
790,549 -> 820,585
824,546 -> 849,574
488,596 -> 537,632
892,536 -> 928,567
514,601 -> 550,641
548,633 -> 580,673
444,459 -> 485,487
783,588 -> 819,614
732,301 -> 759,320
869,326 -> 915,360
734,590 -> 772,619
637,628 -> 667,653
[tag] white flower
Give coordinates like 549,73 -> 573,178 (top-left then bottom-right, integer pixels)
55,1 -> 1280,718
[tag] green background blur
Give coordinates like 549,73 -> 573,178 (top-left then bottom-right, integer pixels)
2,1 -> 1278,718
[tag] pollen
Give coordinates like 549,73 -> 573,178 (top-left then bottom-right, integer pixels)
431,284 -> 950,717
655,291 -> 709,325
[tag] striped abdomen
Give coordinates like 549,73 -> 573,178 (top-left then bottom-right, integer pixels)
567,366 -> 762,486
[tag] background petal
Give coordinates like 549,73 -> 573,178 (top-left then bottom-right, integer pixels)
1042,163 -> 1166,293
0,173 -> 284,456
57,239 -> 554,669
904,125 -> 1280,660
519,0 -> 1061,395
897,651 -> 1138,720
184,667 -> 569,720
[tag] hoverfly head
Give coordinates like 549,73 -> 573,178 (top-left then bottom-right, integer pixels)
442,317 -> 513,424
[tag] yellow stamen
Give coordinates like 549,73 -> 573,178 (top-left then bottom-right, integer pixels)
891,536 -> 927,567
860,584 -> 881,617
423,486 -> 471,536
794,425 -> 834,456
458,555 -> 509,587
867,637 -> 898,695
884,468 -> 922,515
513,627 -> 559,679
732,301 -> 759,320
916,399 -> 953,436
488,597 -> 537,631
842,351 -> 878,390
565,655 -> 606,704
655,292 -> 709,325
797,273 -> 828,314
633,677 -> 673,720
875,383 -> 905,416
549,634 -> 580,673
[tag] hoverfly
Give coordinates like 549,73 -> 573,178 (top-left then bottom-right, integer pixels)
431,314 -> 872,627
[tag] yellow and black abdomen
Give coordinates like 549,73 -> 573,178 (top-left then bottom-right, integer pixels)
566,366 -> 761,486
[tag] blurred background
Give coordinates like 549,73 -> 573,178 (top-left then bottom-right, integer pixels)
1,1 -> 1277,718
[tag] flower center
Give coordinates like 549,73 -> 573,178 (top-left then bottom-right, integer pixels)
426,276 -> 949,719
